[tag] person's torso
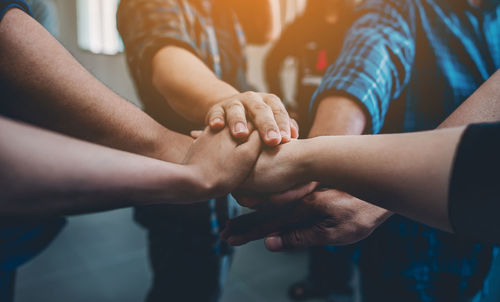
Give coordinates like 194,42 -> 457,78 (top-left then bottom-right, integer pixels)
395,0 -> 500,132
139,0 -> 248,134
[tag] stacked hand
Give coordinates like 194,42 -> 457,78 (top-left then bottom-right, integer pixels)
184,92 -> 391,251
183,91 -> 299,201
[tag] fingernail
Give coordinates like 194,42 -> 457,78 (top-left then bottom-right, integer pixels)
211,118 -> 223,126
234,122 -> 247,134
265,236 -> 283,251
280,130 -> 290,141
267,129 -> 280,140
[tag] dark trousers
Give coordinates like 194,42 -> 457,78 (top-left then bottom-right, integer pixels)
0,271 -> 14,302
308,245 -> 357,294
145,227 -> 232,302
137,198 -> 236,302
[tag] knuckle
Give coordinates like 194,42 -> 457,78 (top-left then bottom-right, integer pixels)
252,102 -> 271,113
273,109 -> 290,120
243,91 -> 259,99
226,100 -> 244,111
285,230 -> 303,248
265,93 -> 282,104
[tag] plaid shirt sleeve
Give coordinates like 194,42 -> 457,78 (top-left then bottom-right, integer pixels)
117,0 -> 197,87
310,0 -> 416,134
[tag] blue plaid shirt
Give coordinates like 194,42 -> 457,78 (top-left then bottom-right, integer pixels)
311,0 -> 500,134
311,0 -> 499,300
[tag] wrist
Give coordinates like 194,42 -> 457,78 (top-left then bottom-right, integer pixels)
293,139 -> 319,184
172,164 -> 216,203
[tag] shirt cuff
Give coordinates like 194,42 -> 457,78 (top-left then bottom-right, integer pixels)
309,74 -> 382,134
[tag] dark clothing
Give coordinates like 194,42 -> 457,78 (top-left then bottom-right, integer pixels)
265,17 -> 350,135
0,0 -> 30,17
145,216 -> 232,302
117,1 -> 246,301
449,122 -> 500,245
309,0 -> 498,300
0,3 -> 65,302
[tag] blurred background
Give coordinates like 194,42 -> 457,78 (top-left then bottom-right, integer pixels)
14,1 -> 357,302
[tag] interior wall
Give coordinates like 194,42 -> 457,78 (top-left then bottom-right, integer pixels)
52,0 -> 141,107
50,0 -> 304,106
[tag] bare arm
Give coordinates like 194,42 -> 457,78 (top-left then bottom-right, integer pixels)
304,128 -> 463,231
0,8 -> 191,162
152,45 -> 297,146
228,72 -> 500,249
0,116 -> 261,217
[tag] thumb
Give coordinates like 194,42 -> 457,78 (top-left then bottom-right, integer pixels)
190,130 -> 203,139
237,130 -> 262,160
264,227 -> 318,252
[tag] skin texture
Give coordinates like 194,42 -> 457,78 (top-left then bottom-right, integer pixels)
152,47 -> 298,145
0,9 -> 263,216
230,95 -> 390,251
150,1 -> 299,147
0,9 -> 192,163
224,69 -> 500,252
0,117 -> 261,217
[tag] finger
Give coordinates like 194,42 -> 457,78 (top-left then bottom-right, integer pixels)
223,100 -> 250,139
236,130 -> 262,166
222,211 -> 290,246
190,130 -> 203,139
262,94 -> 291,143
242,92 -> 281,146
222,201 -> 313,245
232,190 -> 266,209
206,104 -> 226,130
290,118 -> 299,139
268,182 -> 320,205
265,227 -> 318,252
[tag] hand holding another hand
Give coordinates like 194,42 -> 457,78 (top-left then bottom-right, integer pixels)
182,126 -> 261,202
222,189 -> 393,251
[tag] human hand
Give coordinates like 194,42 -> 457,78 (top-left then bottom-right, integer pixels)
221,189 -> 393,251
183,126 -> 262,201
238,139 -> 311,194
205,92 -> 299,146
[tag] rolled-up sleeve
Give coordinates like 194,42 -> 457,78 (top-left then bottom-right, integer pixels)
310,0 -> 416,134
117,0 -> 197,85
0,0 -> 31,20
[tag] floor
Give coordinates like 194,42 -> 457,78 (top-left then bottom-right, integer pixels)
14,208 -> 331,302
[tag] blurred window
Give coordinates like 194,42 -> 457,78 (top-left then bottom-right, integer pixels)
77,0 -> 123,55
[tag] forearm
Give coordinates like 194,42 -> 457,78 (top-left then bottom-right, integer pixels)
152,46 -> 239,124
308,96 -> 367,137
303,128 -> 465,231
0,9 -> 190,162
0,117 -> 199,217
439,69 -> 500,128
